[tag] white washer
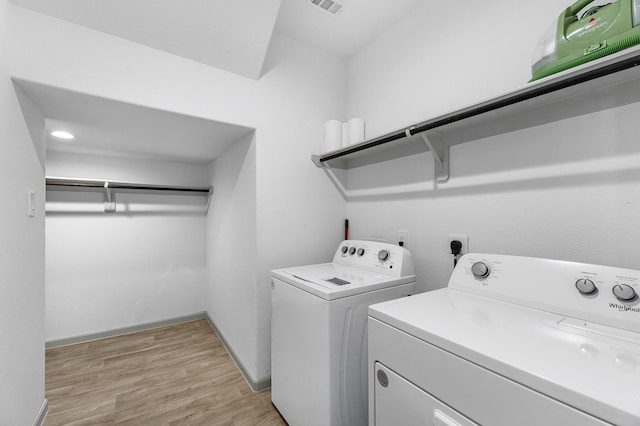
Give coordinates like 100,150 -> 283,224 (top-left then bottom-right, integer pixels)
271,240 -> 416,426
369,253 -> 640,426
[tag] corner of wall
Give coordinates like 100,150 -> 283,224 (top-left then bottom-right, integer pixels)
11,80 -> 46,171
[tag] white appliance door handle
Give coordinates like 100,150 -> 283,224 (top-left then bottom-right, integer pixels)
433,409 -> 461,426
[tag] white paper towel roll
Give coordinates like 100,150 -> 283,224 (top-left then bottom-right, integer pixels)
324,120 -> 342,152
348,118 -> 365,145
341,123 -> 349,148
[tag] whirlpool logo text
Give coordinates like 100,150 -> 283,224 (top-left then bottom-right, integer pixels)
609,303 -> 640,313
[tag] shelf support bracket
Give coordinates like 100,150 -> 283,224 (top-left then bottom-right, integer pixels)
322,166 -> 348,200
104,181 -> 116,213
420,131 -> 449,183
311,156 -> 348,200
312,155 -> 348,199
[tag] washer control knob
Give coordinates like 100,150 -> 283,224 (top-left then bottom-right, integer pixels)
341,246 -> 349,254
357,248 -> 365,257
471,262 -> 490,279
378,250 -> 390,262
349,247 -> 356,255
612,284 -> 637,301
575,279 -> 597,295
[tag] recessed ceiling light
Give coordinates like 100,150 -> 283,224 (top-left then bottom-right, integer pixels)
50,130 -> 75,140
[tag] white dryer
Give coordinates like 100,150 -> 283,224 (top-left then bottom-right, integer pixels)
271,240 -> 415,426
369,253 -> 640,426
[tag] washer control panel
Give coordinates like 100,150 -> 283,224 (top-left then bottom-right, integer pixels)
452,254 -> 640,333
334,240 -> 414,278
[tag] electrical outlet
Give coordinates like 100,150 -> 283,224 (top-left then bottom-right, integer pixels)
398,230 -> 409,248
449,234 -> 469,255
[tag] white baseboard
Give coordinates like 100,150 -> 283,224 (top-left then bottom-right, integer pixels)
33,399 -> 48,426
205,313 -> 271,392
45,312 -> 208,348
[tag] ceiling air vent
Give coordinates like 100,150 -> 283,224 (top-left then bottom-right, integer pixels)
308,0 -> 344,15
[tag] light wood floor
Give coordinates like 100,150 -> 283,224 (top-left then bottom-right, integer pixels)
45,319 -> 287,425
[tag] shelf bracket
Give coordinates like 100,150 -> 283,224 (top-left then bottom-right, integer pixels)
104,181 -> 116,213
311,162 -> 347,201
420,131 -> 449,183
323,167 -> 348,200
312,155 -> 348,199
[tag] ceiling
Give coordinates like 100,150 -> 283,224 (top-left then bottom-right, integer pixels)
11,0 -> 424,75
275,0 -> 424,58
16,80 -> 254,165
10,0 -> 423,165
10,0 -> 281,79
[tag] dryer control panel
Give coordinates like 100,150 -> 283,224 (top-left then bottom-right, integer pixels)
334,240 -> 415,278
452,253 -> 640,334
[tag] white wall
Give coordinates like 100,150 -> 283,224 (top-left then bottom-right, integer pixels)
0,3 -> 46,423
345,0 -> 640,293
45,152 -> 209,341
207,133 -> 257,380
10,6 -> 346,383
9,6 -> 259,130
347,0 -> 563,137
208,35 -> 349,383
253,34 -> 347,381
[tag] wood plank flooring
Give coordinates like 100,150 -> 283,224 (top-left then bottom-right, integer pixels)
45,319 -> 287,425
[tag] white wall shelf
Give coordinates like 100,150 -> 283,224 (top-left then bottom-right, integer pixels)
312,44 -> 640,187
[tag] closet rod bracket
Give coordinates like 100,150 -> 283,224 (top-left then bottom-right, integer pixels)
206,187 -> 214,212
420,131 -> 449,183
104,181 -> 116,213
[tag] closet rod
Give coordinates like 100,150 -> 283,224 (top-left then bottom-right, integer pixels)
46,177 -> 212,194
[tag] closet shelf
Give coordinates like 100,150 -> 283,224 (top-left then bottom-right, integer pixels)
312,44 -> 640,184
46,177 -> 213,213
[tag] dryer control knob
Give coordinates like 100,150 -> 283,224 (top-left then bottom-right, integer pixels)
357,248 -> 365,257
575,279 -> 597,295
378,250 -> 390,262
612,284 -> 637,301
349,247 -> 356,255
341,246 -> 349,254
471,262 -> 490,279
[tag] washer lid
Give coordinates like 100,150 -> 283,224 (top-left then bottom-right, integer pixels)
271,263 -> 415,300
369,289 -> 640,426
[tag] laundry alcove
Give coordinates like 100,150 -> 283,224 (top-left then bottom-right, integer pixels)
14,80 -> 255,346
